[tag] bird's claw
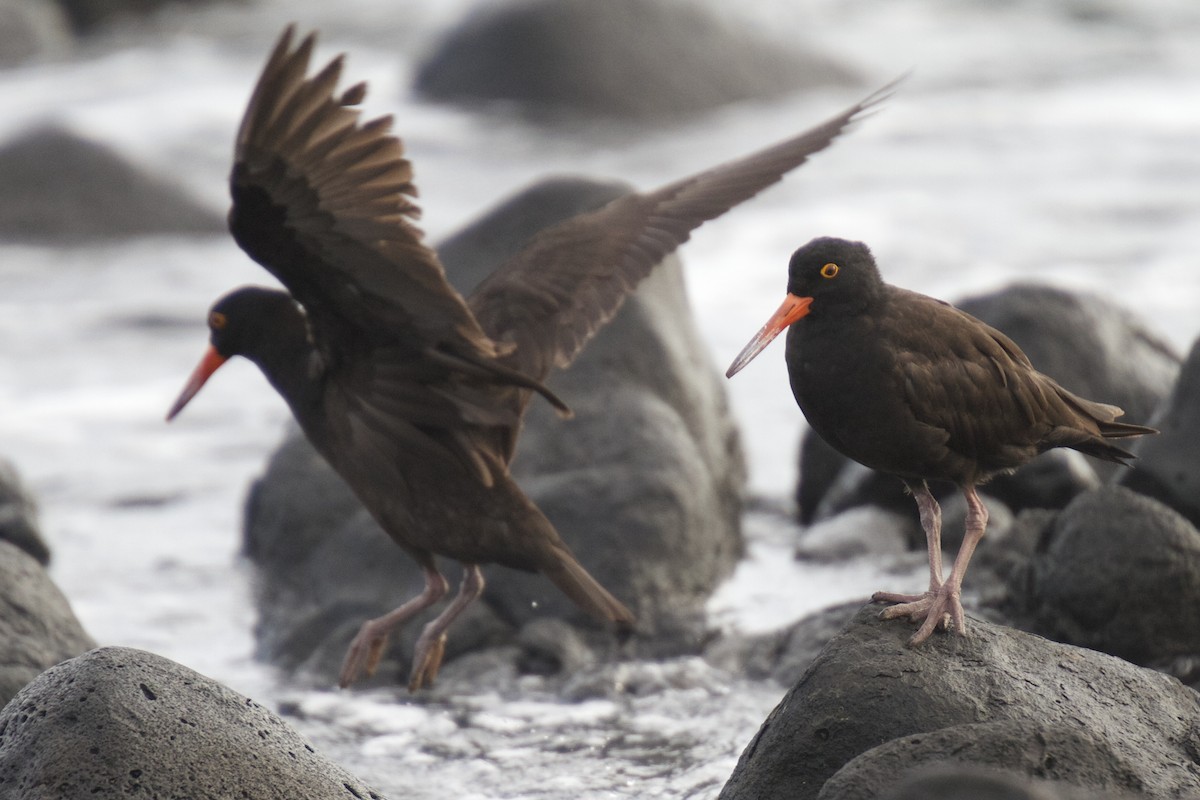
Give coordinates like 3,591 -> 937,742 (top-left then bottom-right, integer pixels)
339,623 -> 390,688
872,586 -> 966,645
408,632 -> 448,692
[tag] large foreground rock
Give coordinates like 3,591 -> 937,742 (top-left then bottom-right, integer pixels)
0,540 -> 95,706
718,606 -> 1200,800
244,177 -> 745,685
0,126 -> 222,243
414,0 -> 857,122
0,647 -> 386,799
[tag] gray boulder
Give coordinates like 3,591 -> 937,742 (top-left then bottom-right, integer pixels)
243,177 -> 745,684
0,125 -> 222,243
1120,335 -> 1200,530
54,0 -> 237,34
0,458 -> 48,565
717,605 -> 1200,800
414,0 -> 858,123
0,540 -> 95,706
1023,486 -> 1200,667
0,0 -> 71,65
0,646 -> 386,799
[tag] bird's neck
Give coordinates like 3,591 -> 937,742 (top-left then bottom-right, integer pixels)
251,331 -> 325,420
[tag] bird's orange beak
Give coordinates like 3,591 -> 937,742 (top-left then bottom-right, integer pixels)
165,345 -> 228,421
725,293 -> 813,378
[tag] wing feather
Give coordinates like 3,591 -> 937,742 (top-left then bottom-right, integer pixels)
229,26 -> 501,366
468,79 -> 900,386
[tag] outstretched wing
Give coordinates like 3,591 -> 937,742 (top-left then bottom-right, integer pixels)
229,26 -> 501,367
467,80 -> 898,386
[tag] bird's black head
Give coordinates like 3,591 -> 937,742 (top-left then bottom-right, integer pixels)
165,286 -> 305,421
726,236 -> 884,378
785,237 -> 884,315
205,286 -> 304,360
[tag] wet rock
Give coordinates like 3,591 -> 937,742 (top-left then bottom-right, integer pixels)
704,601 -> 864,686
822,722 -> 1146,800
0,647 -> 386,800
0,459 -> 48,566
0,125 -> 223,243
414,0 -> 858,123
794,283 -> 1175,530
1023,486 -> 1200,666
717,606 -> 1200,800
0,540 -> 96,706
243,177 -> 744,685
1120,336 -> 1200,530
54,0 -> 239,34
871,762 -> 1135,800
0,0 -> 71,65
795,506 -> 914,563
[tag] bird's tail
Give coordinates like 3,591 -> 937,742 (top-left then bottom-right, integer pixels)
542,548 -> 635,634
1056,393 -> 1158,466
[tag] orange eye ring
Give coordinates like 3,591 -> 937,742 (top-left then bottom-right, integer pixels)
820,263 -> 840,279
209,311 -> 228,330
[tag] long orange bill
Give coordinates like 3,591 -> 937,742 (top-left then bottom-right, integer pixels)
165,345 -> 228,421
725,293 -> 814,378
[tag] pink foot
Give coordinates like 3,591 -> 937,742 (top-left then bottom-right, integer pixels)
872,584 -> 967,646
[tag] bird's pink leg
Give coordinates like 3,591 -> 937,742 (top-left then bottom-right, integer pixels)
339,565 -> 449,688
873,481 -> 944,605
407,564 -> 485,692
876,485 -> 988,645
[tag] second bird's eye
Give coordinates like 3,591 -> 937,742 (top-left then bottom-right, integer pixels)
209,311 -> 228,330
820,263 -> 840,279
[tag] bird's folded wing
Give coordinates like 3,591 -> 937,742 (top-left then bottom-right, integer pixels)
467,80 -> 899,385
229,27 -> 498,365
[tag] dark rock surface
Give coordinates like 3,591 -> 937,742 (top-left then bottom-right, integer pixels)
1022,486 -> 1200,666
872,763 -> 1137,800
54,0 -> 238,34
0,540 -> 96,707
0,459 -> 48,566
0,0 -> 71,65
0,125 -> 223,243
414,0 -> 858,122
717,605 -> 1200,800
1120,335 -> 1200,530
821,722 -> 1146,800
0,646 -> 387,799
243,177 -> 745,684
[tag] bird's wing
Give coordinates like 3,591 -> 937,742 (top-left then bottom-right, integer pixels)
889,293 -> 1074,469
229,27 -> 500,367
467,80 -> 898,386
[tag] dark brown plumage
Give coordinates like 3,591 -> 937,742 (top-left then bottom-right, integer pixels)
166,27 -> 891,690
727,237 -> 1156,644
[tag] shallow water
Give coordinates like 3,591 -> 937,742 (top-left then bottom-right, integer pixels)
1,0 -> 1198,796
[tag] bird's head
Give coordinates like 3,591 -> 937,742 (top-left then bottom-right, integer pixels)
726,237 -> 882,377
166,286 -> 302,421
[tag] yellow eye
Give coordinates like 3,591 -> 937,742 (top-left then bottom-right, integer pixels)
820,263 -> 839,279
209,311 -> 227,330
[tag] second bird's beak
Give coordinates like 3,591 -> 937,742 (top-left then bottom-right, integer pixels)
166,345 -> 229,421
725,293 -> 813,378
